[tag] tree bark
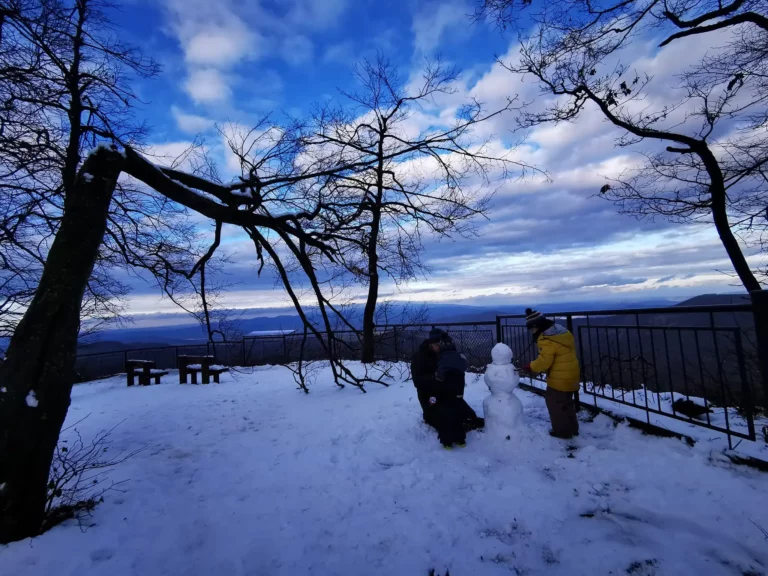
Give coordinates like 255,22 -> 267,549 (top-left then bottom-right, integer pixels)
699,147 -> 762,293
361,124 -> 386,364
361,269 -> 379,363
0,147 -> 122,543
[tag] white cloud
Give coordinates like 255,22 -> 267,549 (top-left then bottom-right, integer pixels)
412,0 -> 471,55
162,0 -> 348,106
285,0 -> 348,30
163,0 -> 256,67
171,106 -> 215,134
184,26 -> 261,67
415,228 -> 738,303
184,69 -> 231,104
133,7 -> 751,314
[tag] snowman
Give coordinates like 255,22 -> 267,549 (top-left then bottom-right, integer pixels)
483,343 -> 523,438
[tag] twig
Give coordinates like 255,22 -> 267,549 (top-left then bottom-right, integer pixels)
750,519 -> 768,541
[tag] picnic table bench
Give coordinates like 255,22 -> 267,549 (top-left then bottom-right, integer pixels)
178,355 -> 228,384
126,359 -> 169,387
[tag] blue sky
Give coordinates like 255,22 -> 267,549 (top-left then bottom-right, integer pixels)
111,0 -> 752,317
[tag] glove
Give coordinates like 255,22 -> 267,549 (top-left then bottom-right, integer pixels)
519,364 -> 534,378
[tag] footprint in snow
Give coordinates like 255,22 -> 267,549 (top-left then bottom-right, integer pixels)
90,548 -> 115,563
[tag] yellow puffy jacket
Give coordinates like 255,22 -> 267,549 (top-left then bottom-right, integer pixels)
529,325 -> 580,392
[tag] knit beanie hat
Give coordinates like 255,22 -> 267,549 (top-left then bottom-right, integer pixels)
439,334 -> 456,350
525,308 -> 546,329
428,328 -> 447,343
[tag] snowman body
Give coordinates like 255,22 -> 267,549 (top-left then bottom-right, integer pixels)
483,343 -> 523,438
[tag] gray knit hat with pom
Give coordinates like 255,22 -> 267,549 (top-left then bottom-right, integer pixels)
525,308 -> 546,328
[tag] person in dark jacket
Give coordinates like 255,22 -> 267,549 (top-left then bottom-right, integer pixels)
411,328 -> 443,425
434,336 -> 470,448
410,329 -> 484,445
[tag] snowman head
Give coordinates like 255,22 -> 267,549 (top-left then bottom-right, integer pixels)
491,343 -> 513,365
485,343 -> 519,394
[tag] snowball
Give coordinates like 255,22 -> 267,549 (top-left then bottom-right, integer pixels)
26,390 -> 38,408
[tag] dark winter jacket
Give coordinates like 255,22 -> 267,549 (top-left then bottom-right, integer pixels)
436,344 -> 468,401
411,340 -> 440,411
412,339 -> 479,427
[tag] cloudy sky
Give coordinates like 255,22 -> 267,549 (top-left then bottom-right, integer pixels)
112,0 -> 754,316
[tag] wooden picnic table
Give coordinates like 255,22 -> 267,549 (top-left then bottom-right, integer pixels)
126,359 -> 169,387
178,355 -> 228,384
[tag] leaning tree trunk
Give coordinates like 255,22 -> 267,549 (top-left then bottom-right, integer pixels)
701,147 -> 768,408
700,147 -> 761,293
0,147 -> 122,543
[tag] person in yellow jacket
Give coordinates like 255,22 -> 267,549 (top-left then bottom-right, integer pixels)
521,308 -> 580,439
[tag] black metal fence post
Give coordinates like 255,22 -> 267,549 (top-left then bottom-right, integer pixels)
750,290 -> 768,410
496,316 -> 502,344
734,330 -> 756,440
393,326 -> 399,361
577,326 -> 589,411
566,314 -> 579,410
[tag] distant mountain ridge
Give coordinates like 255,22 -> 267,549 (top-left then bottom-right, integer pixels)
675,294 -> 751,307
74,296 -> 700,353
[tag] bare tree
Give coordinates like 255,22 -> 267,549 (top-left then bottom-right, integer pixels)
477,0 -> 767,292
305,55 -> 534,362
478,0 -> 768,413
0,0 -> 203,341
0,0 -> 400,543
1,52 -> 450,542
0,5 -> 528,542
0,116 -> 396,541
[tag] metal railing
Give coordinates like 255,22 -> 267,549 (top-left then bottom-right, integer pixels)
497,304 -> 761,446
74,304 -> 764,446
73,321 -> 498,382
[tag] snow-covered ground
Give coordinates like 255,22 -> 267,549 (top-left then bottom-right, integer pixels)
521,377 -> 768,461
3,363 -> 768,576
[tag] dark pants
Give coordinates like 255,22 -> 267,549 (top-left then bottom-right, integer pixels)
545,387 -> 579,438
433,399 -> 466,446
420,393 -> 483,446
